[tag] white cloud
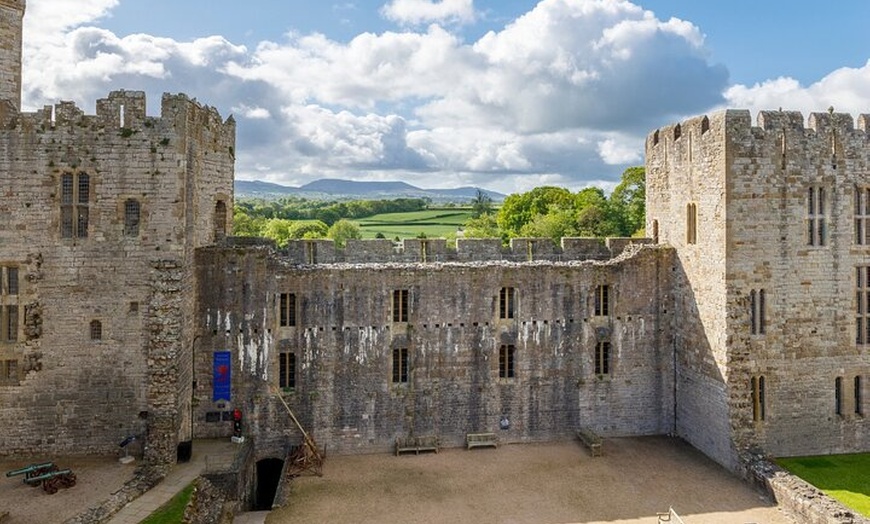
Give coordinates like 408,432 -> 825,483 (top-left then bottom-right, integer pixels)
381,0 -> 476,26
19,0 -> 733,193
597,137 -> 643,165
725,60 -> 870,118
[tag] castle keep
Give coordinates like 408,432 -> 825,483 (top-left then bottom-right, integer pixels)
0,0 -> 867,482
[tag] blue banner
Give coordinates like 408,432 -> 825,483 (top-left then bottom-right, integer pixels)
213,351 -> 231,402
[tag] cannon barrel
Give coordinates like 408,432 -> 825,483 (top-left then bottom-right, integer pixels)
24,469 -> 72,485
5,462 -> 55,478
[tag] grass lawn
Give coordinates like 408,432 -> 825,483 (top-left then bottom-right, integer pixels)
141,483 -> 195,524
777,454 -> 870,517
357,208 -> 473,239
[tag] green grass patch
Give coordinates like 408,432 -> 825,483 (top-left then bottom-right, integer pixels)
140,482 -> 195,524
357,208 -> 473,239
777,453 -> 870,517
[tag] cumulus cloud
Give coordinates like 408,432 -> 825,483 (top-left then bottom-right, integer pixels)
19,0 -> 737,192
381,0 -> 476,26
725,60 -> 870,118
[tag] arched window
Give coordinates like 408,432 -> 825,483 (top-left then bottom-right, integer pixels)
673,124 -> 682,140
90,319 -> 102,341
124,199 -> 140,237
700,116 -> 710,134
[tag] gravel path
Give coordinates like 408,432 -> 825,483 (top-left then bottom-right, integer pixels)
0,455 -> 134,524
269,436 -> 792,524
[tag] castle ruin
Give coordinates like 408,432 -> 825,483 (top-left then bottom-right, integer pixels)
0,0 -> 867,492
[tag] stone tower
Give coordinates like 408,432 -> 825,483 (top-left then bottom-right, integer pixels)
0,0 -> 24,110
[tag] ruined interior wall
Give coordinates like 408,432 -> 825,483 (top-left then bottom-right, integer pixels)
646,112 -> 735,469
725,111 -> 870,457
0,91 -> 234,458
193,245 -> 675,455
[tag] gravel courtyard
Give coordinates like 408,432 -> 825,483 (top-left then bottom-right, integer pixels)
269,436 -> 793,524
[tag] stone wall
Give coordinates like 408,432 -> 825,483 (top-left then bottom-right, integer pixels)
0,0 -> 24,110
646,112 -> 736,468
193,243 -> 676,455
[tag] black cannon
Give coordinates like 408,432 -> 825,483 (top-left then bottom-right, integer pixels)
5,462 -> 56,485
24,468 -> 76,494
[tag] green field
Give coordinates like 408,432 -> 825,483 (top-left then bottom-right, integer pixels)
356,208 -> 473,239
776,454 -> 870,517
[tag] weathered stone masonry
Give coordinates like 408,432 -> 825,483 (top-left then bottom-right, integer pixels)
0,84 -> 235,456
193,239 -> 675,456
647,110 -> 870,470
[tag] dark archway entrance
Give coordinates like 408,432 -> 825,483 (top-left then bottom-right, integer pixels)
255,458 -> 284,511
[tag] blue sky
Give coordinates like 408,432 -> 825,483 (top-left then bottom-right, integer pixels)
18,0 -> 870,193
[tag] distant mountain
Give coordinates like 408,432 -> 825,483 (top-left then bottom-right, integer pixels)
234,178 -> 505,203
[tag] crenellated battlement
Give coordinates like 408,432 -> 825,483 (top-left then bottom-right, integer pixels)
224,236 -> 655,265
0,90 -> 235,146
648,109 -> 870,151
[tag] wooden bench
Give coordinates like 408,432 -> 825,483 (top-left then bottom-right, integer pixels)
466,432 -> 498,450
395,436 -> 439,456
576,428 -> 602,457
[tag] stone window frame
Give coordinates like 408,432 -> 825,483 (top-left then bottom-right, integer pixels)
89,319 -> 102,341
686,202 -> 698,245
0,266 -> 20,344
835,376 -> 843,416
279,293 -> 297,327
279,352 -> 297,390
0,359 -> 18,386
392,347 -> 409,384
392,289 -> 409,323
806,186 -> 826,247
123,198 -> 141,237
499,287 -> 516,319
498,344 -> 515,379
856,267 -> 870,345
855,187 -> 870,245
751,375 -> 766,422
61,172 -> 90,239
750,289 -> 766,335
213,200 -> 227,242
594,340 -> 611,376
594,284 -> 610,317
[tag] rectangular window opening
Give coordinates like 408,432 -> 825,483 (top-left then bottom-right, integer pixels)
499,287 -> 516,319
595,341 -> 611,376
279,352 -> 297,389
594,285 -> 610,316
751,376 -> 766,421
279,293 -> 297,327
392,348 -> 409,383
835,376 -> 843,416
499,344 -> 516,378
807,186 -> 826,246
857,267 -> 870,345
392,289 -> 409,323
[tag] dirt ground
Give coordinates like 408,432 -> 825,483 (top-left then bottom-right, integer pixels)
270,436 -> 793,524
0,454 -> 134,524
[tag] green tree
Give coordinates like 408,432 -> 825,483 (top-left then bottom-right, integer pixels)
463,213 -> 501,239
497,186 -> 574,238
289,220 -> 329,240
519,208 -> 579,243
261,219 -> 295,247
471,189 -> 493,218
610,166 -> 646,236
327,219 -> 362,247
